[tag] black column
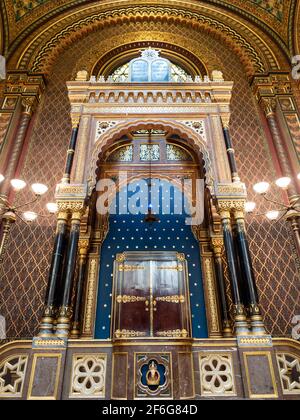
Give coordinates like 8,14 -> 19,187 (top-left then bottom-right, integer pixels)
56,211 -> 82,338
70,242 -> 88,338
61,121 -> 79,184
222,124 -> 240,183
234,211 -> 267,335
220,210 -> 250,336
38,211 -> 69,337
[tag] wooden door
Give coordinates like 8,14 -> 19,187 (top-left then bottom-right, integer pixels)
112,252 -> 191,339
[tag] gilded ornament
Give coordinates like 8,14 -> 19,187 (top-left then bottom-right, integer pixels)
116,295 -> 146,304
83,259 -> 97,334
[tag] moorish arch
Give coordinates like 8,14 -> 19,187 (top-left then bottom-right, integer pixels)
87,119 -> 216,195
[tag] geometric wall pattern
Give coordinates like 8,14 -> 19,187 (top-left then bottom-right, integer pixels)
0,23 -> 299,338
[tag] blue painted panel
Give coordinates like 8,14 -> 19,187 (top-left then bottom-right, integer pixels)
95,181 -> 208,339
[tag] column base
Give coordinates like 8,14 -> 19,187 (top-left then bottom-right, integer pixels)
234,305 -> 251,336
56,306 -> 72,338
70,322 -> 80,339
250,315 -> 268,336
249,304 -> 268,336
223,320 -> 233,338
37,306 -> 57,337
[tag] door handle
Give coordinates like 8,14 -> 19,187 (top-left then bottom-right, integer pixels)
153,299 -> 157,312
145,300 -> 149,311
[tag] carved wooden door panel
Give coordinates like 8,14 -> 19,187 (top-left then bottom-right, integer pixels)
112,252 -> 191,339
113,256 -> 150,339
152,257 -> 190,338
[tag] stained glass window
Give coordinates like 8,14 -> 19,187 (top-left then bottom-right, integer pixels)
166,144 -> 192,161
110,62 -> 189,83
140,144 -> 160,161
110,63 -> 130,82
108,145 -> 133,162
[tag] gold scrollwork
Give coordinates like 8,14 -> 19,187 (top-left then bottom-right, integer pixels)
115,329 -> 146,338
158,265 -> 183,271
116,295 -> 146,304
116,253 -> 126,262
155,295 -> 185,304
118,265 -> 145,272
156,329 -> 188,338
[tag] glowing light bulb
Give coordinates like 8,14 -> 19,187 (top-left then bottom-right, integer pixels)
275,177 -> 291,190
253,182 -> 270,195
31,183 -> 48,196
46,203 -> 58,214
266,210 -> 279,221
11,179 -> 26,191
23,211 -> 38,222
245,202 -> 256,213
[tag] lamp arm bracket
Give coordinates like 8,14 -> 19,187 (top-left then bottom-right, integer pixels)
263,195 -> 289,209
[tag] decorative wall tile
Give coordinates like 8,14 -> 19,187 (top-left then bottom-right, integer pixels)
70,354 -> 107,398
276,353 -> 300,395
0,355 -> 28,397
199,353 -> 236,396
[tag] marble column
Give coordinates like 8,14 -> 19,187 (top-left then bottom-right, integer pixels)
261,98 -> 298,199
0,97 -> 36,202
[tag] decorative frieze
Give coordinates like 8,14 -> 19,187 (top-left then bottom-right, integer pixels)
67,81 -> 233,109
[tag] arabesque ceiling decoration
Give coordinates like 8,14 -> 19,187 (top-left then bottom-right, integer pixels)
0,0 -> 298,63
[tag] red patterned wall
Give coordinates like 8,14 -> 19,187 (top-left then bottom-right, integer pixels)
0,25 -> 299,338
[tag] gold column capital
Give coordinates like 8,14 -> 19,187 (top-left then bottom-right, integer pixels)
220,114 -> 231,129
57,200 -> 86,214
233,209 -> 245,220
216,199 -> 246,218
21,96 -> 37,116
260,97 -> 277,118
211,237 -> 224,256
79,239 -> 89,256
71,114 -> 80,129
